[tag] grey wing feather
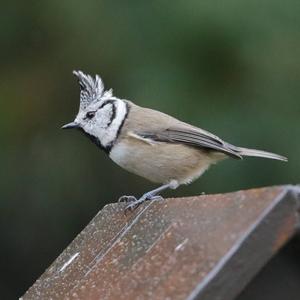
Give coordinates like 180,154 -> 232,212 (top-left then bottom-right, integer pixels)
140,127 -> 242,159
126,104 -> 286,161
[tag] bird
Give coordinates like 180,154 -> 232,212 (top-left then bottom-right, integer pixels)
62,70 -> 287,211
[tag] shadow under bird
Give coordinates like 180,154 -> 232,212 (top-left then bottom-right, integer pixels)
62,71 -> 288,211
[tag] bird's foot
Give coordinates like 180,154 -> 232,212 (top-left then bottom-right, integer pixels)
118,195 -> 137,203
124,192 -> 163,212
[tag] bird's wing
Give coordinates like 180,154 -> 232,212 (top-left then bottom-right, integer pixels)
123,102 -> 241,159
138,127 -> 242,159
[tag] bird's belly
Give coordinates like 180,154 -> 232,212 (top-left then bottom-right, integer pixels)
109,140 -> 223,184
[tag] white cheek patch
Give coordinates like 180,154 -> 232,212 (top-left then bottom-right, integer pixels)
95,105 -> 113,128
89,100 -> 128,148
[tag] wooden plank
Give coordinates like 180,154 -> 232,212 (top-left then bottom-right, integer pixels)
22,185 -> 300,300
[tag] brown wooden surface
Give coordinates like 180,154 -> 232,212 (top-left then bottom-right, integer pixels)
22,185 -> 300,300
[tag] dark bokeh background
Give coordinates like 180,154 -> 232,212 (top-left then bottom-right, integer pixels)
1,1 -> 299,299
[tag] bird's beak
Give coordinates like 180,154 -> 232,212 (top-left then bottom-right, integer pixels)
61,122 -> 80,129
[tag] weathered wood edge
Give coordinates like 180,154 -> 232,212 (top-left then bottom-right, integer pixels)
188,185 -> 300,300
21,185 -> 300,300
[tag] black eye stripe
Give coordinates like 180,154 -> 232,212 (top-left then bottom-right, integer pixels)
99,99 -> 115,109
85,100 -> 115,121
107,102 -> 116,127
98,100 -> 117,127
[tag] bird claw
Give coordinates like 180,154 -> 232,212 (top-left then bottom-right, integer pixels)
124,201 -> 141,212
118,195 -> 137,203
124,194 -> 164,213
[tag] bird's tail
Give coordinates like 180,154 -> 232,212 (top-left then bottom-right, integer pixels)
235,146 -> 288,162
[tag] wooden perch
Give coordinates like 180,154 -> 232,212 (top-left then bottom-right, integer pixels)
22,185 -> 300,300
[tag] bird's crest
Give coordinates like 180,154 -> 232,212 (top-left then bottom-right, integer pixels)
73,70 -> 113,110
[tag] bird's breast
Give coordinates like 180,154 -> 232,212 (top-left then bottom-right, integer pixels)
109,135 -> 223,184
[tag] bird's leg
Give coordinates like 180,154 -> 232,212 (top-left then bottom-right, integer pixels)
124,181 -> 178,211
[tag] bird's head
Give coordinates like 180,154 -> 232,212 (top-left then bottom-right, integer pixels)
62,70 -> 128,152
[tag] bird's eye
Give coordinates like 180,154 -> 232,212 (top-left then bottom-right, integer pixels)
86,111 -> 96,119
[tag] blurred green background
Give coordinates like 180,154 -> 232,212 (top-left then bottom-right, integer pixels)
1,1 -> 299,298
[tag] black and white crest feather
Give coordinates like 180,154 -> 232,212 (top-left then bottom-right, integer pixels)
73,70 -> 113,110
